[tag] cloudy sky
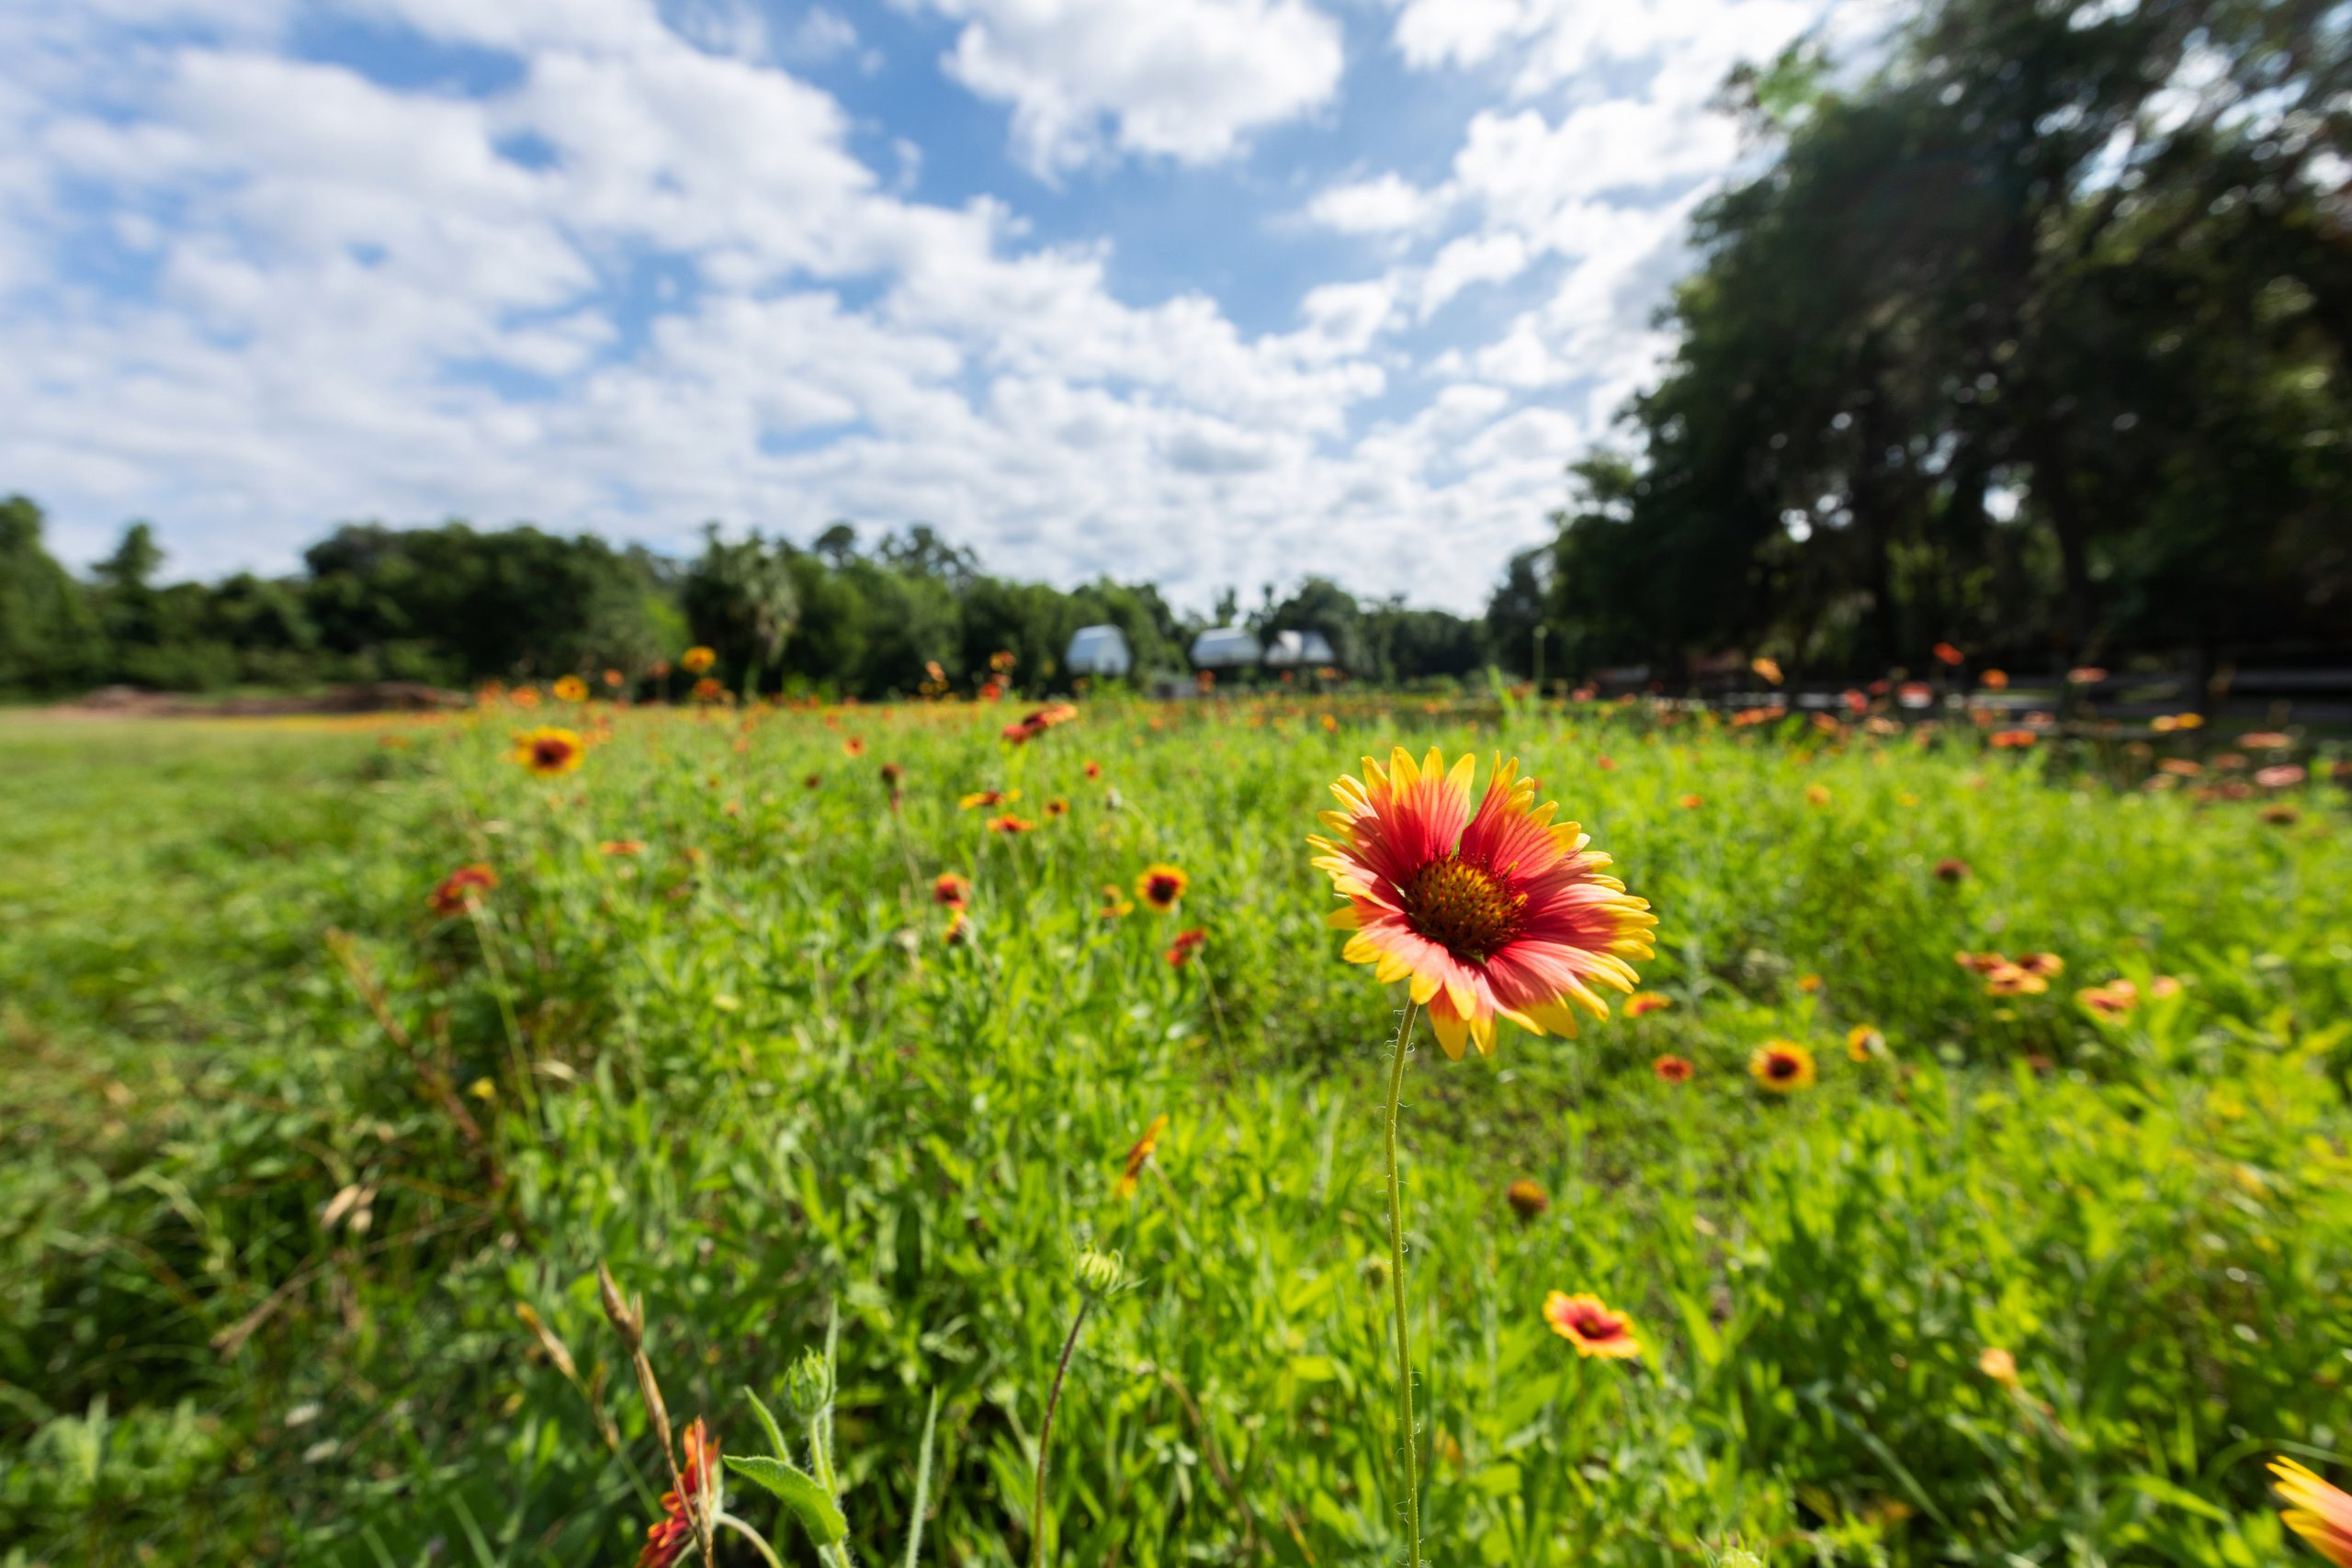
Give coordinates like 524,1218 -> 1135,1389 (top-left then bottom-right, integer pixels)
2,0 -> 1857,614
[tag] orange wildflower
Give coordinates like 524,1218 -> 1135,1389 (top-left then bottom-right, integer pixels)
430,863 -> 497,916
987,814 -> 1036,834
1679,793 -> 1702,810
552,674 -> 589,703
959,788 -> 1018,810
1932,641 -> 1964,665
690,677 -> 723,703
680,646 -> 716,675
1543,1292 -> 1641,1359
599,840 -> 645,857
1749,1040 -> 1815,1092
1653,1054 -> 1693,1083
1506,1179 -> 1549,1221
1624,991 -> 1672,1017
1311,749 -> 1656,1059
933,873 -> 971,908
1136,863 -> 1189,912
1977,1348 -> 2020,1387
2273,1458 -> 2352,1567
1980,669 -> 2009,691
1846,1024 -> 1885,1062
1045,796 -> 1069,818
1115,1114 -> 1169,1199
1098,884 -> 1135,919
636,1418 -> 718,1568
1165,927 -> 1207,966
511,726 -> 585,775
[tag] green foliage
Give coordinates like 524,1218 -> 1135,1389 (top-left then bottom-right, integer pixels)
1509,0 -> 2351,677
0,497 -> 102,695
2,702 -> 2346,1566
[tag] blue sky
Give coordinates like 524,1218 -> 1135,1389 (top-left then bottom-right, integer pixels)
1,0 -> 1855,613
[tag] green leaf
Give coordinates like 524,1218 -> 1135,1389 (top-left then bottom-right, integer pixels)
741,1386 -> 788,1461
724,1455 -> 848,1547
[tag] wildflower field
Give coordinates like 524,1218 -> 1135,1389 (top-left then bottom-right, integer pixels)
5,696 -> 2350,1568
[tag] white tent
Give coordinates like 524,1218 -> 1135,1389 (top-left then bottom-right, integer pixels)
1262,628 -> 1337,668
1063,624 -> 1133,677
1188,626 -> 1263,669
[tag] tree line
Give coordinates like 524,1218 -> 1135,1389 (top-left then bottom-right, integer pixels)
1499,0 -> 2348,683
0,499 -> 1496,699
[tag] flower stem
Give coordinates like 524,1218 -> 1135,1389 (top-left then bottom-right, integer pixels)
716,1512 -> 786,1568
1383,998 -> 1424,1567
1032,1299 -> 1092,1568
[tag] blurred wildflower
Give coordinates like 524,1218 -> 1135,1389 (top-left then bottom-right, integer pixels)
1749,1041 -> 1815,1092
2065,666 -> 2108,684
960,788 -> 1017,810
1984,964 -> 2048,997
1797,973 -> 1823,993
1989,728 -> 2038,749
509,685 -> 541,709
1679,793 -> 1704,809
1980,669 -> 2009,691
1311,748 -> 1656,1058
1165,927 -> 1206,967
1932,642 -> 1964,666
1098,885 -> 1134,919
2273,1458 -> 2352,1567
2257,764 -> 2308,789
932,873 -> 970,908
987,814 -> 1036,835
1751,656 -> 1783,684
2078,979 -> 2138,1018
1977,1348 -> 2019,1388
1002,702 -> 1080,744
1115,1115 -> 1169,1199
1045,796 -> 1069,818
602,668 -> 624,689
1654,1054 -> 1694,1083
1506,1179 -> 1548,1222
430,863 -> 497,916
599,840 -> 645,857
1543,1292 -> 1641,1359
1934,859 -> 1973,885
1846,1024 -> 1885,1062
690,677 -> 723,704
552,675 -> 589,703
636,1418 -> 718,1568
1804,784 -> 1831,807
1083,760 -> 1102,778
2241,731 -> 2291,750
511,726 -> 585,775
843,736 -> 865,757
1625,991 -> 1672,1017
680,647 -> 716,675
1136,863 -> 1189,912
943,910 -> 969,946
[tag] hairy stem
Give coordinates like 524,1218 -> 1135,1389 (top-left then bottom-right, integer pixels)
1032,1299 -> 1092,1568
1384,999 -> 1424,1567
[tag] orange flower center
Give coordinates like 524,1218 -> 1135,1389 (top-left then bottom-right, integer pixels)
1401,855 -> 1525,964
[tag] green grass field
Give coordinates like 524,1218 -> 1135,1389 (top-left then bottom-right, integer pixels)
4,698 -> 2349,1567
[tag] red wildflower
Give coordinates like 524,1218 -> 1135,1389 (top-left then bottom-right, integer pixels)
637,1418 -> 717,1568
430,863 -> 497,916
1166,927 -> 1207,967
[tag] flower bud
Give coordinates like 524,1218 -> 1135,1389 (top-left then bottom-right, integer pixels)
1072,1247 -> 1127,1303
782,1347 -> 832,1422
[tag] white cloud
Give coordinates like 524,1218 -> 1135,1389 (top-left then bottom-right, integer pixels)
3,0 -> 1613,615
923,0 -> 1344,175
1306,171 -> 1445,234
1418,231 -> 1527,319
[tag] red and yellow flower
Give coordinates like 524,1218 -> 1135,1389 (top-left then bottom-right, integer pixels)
933,873 -> 971,908
637,1417 -> 718,1568
430,863 -> 497,915
1310,750 -> 1655,1058
988,814 -> 1036,834
1749,1040 -> 1815,1092
552,674 -> 589,703
1653,1054 -> 1693,1083
1166,927 -> 1206,967
680,646 -> 717,675
1624,991 -> 1672,1017
1136,863 -> 1189,912
511,726 -> 585,775
1506,1179 -> 1549,1221
2273,1457 -> 2352,1567
1543,1292 -> 1641,1359
1115,1114 -> 1169,1199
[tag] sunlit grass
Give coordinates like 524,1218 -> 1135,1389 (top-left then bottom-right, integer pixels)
2,699 -> 2346,1566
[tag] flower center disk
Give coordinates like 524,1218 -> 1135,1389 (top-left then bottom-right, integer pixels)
1400,855 -> 1524,964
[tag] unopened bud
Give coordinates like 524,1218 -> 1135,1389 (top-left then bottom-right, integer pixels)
782,1347 -> 832,1422
1073,1247 -> 1127,1302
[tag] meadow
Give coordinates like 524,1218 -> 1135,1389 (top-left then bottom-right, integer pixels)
3,693 -> 2349,1568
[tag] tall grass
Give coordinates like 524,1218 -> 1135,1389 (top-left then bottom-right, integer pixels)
2,700 -> 2346,1566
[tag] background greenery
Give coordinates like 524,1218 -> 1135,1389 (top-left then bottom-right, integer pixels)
3,694 -> 2346,1566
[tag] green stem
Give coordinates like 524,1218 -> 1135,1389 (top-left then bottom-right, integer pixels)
716,1513 -> 786,1568
1032,1299 -> 1092,1568
1384,998 -> 1424,1567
